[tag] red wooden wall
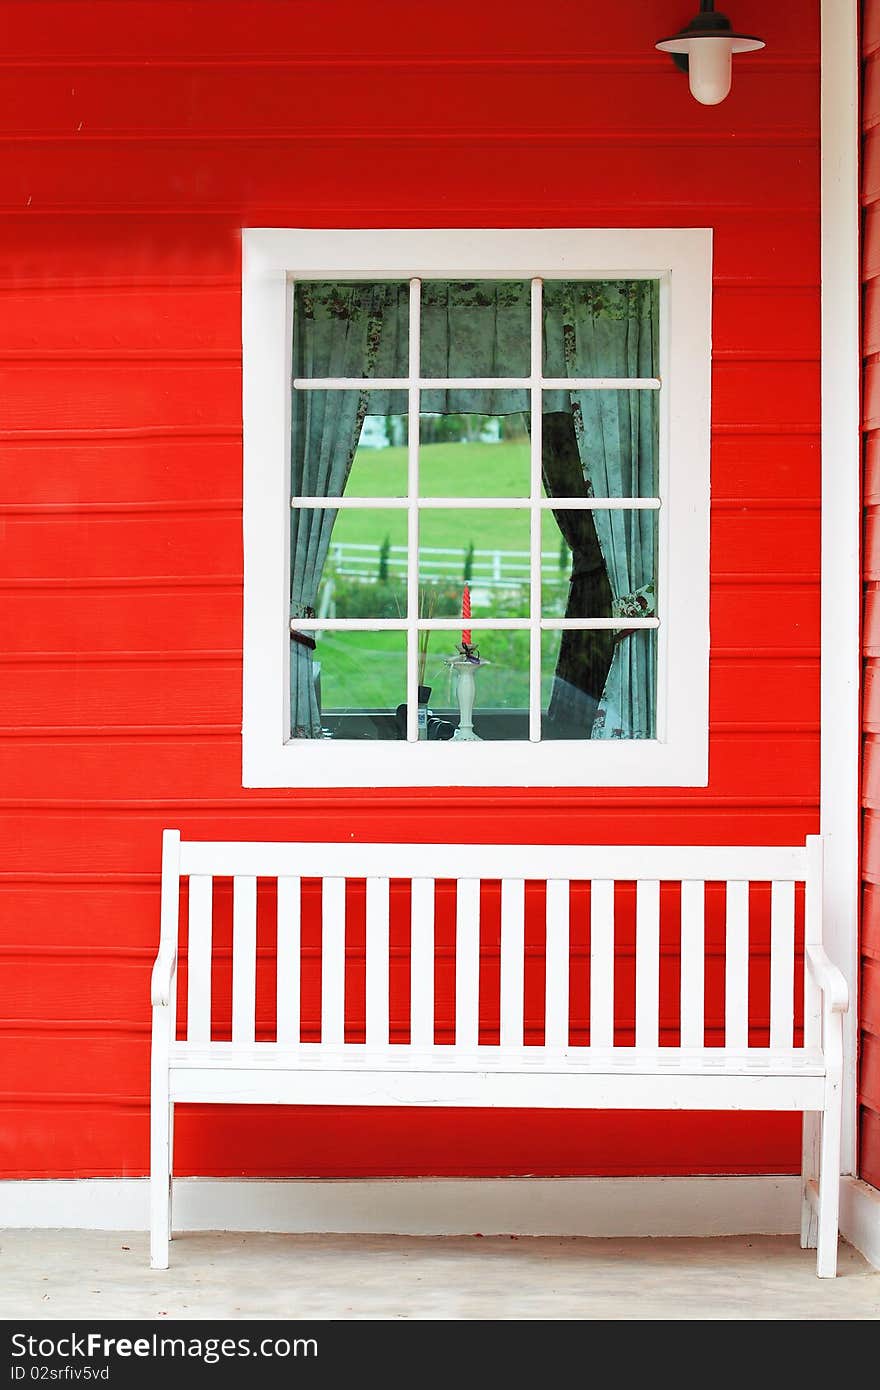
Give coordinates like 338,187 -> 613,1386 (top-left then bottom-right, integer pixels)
862,0 -> 880,1192
0,1 -> 820,1180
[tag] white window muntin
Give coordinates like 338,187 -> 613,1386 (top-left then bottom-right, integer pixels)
242,229 -> 711,788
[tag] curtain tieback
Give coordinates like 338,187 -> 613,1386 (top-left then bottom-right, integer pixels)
611,583 -> 655,644
290,605 -> 317,651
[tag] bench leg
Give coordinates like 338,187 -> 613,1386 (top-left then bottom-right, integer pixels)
800,1111 -> 819,1249
150,1084 -> 171,1270
167,1101 -> 175,1243
816,1077 -> 842,1278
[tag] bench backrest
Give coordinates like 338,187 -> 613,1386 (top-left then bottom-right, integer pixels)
158,833 -> 822,1055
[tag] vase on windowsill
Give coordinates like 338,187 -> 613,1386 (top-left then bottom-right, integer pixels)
444,654 -> 489,742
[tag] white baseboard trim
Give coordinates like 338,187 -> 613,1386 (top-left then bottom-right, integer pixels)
0,1175 -> 802,1238
839,1176 -> 880,1269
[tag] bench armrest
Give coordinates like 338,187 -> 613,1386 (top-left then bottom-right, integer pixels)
806,944 -> 849,1013
151,947 -> 178,1008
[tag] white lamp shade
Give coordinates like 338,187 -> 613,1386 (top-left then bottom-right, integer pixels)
686,36 -> 733,105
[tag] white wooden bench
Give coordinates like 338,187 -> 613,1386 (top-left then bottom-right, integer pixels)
150,831 -> 848,1276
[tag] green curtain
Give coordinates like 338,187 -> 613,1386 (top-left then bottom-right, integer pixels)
540,412 -> 614,734
289,282 -> 408,737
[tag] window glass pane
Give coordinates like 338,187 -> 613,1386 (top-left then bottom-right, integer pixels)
310,630 -> 407,741
421,630 -> 530,742
348,408 -> 409,497
418,509 -> 530,619
540,508 -> 657,619
419,401 -> 530,498
302,507 -> 407,620
542,280 -> 659,379
292,281 -> 409,379
421,280 -> 530,378
541,629 -> 657,740
292,391 -> 408,499
540,394 -> 659,499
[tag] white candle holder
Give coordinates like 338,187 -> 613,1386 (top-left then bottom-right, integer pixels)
445,656 -> 489,741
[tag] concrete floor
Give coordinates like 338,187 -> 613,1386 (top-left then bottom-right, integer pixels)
0,1230 -> 878,1319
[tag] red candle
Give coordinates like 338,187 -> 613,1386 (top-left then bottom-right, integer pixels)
462,584 -> 471,646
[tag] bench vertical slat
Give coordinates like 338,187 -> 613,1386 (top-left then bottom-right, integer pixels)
590,879 -> 615,1049
231,876 -> 257,1045
679,880 -> 705,1049
186,875 -> 213,1043
725,880 -> 750,1050
365,877 -> 390,1048
499,878 -> 525,1048
275,876 -> 301,1046
321,877 -> 346,1046
635,880 -> 661,1049
410,877 -> 435,1049
769,880 -> 795,1050
545,879 -> 570,1049
456,878 -> 480,1050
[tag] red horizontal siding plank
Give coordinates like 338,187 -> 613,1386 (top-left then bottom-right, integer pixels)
710,509 -> 819,574
863,958 -> 880,1038
0,142 -> 820,216
863,127 -> 880,209
865,53 -> 880,129
0,1103 -> 802,1182
0,286 -> 239,353
863,588 -> 880,657
0,512 -> 241,580
0,657 -> 242,728
866,508 -> 880,581
864,736 -> 880,810
0,441 -> 243,506
863,661 -> 880,734
861,1106 -> 880,1190
0,210 -> 820,288
713,287 -> 819,358
864,361 -> 880,432
0,66 -> 819,140
863,813 -> 880,886
0,810 -> 821,881
865,279 -> 880,359
864,881 -> 880,959
0,363 -> 240,432
0,586 -> 240,656
0,0 -> 815,63
0,883 -> 160,951
861,1032 -> 880,1114
0,736 -> 821,803
865,432 -> 880,502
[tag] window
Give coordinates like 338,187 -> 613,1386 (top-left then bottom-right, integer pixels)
243,230 -> 711,788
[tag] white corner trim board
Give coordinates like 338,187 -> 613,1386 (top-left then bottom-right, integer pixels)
819,0 -> 861,1181
0,1176 -> 802,1240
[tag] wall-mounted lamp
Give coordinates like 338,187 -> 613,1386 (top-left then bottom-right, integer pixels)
655,1 -> 764,106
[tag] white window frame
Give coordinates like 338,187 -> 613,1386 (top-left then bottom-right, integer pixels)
242,228 -> 711,789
